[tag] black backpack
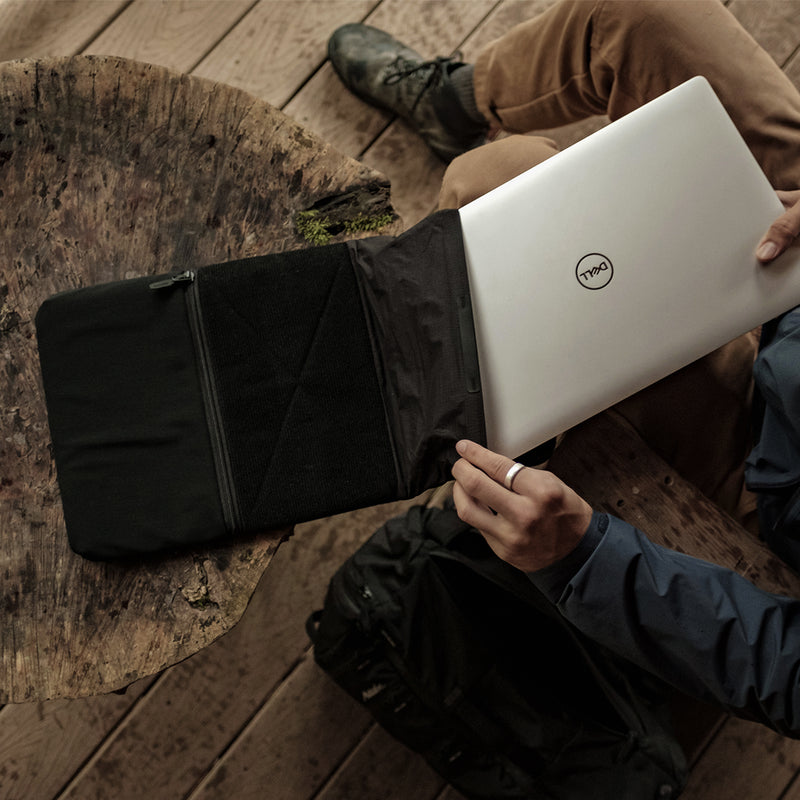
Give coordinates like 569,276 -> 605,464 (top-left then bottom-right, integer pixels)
307,504 -> 687,800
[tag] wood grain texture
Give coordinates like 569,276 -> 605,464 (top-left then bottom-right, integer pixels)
193,0 -> 376,108
679,714 -> 800,800
83,0 -> 257,73
4,1 -> 800,798
0,676 -> 152,800
188,655 -> 374,800
0,53 -> 399,703
549,412 -> 800,592
0,0 -> 127,61
187,660 -> 442,800
314,724 -> 445,800
361,126 -> 445,226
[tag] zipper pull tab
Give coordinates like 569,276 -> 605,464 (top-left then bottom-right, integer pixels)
149,270 -> 195,290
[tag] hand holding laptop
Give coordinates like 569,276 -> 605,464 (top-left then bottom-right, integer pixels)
758,189 -> 800,263
453,194 -> 800,574
451,439 -> 593,573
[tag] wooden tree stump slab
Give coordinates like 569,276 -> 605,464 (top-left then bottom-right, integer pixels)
550,411 -> 800,598
0,54 -> 400,702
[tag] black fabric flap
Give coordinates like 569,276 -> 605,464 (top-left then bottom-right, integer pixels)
348,209 -> 486,496
195,245 -> 398,531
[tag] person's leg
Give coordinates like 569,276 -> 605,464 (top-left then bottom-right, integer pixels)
475,0 -> 800,187
439,134 -> 560,208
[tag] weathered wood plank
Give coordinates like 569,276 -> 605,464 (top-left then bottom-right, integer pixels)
314,724 -> 445,800
282,64 -> 392,159
56,499 -> 426,800
193,0 -> 376,108
361,129 -> 445,227
186,655 -> 373,800
3,2 -> 800,799
679,715 -> 800,800
0,677 -> 152,800
550,414 -> 755,579
0,0 -> 127,61
82,0 -> 256,72
774,763 -> 800,799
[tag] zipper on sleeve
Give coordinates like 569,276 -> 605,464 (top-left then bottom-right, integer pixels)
151,270 -> 241,533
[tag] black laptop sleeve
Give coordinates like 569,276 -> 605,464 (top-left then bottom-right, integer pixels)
35,210 -> 486,559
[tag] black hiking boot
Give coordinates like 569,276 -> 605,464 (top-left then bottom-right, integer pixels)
328,23 -> 489,163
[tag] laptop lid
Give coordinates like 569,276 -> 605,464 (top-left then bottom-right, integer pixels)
458,76 -> 800,458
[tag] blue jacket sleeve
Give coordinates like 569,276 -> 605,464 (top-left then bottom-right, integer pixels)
528,513 -> 800,737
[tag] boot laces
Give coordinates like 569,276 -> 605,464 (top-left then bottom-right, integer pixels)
383,53 -> 461,112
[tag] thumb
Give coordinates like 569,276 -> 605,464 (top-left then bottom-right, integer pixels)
757,199 -> 800,263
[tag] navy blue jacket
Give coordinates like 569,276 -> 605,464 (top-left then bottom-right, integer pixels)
529,512 -> 800,737
529,309 -> 800,737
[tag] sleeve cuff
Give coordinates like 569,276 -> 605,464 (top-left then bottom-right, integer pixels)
527,512 -> 609,602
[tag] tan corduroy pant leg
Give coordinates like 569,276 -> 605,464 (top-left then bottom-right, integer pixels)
440,0 -> 800,527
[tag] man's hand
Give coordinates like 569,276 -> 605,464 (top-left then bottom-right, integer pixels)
757,189 -> 800,263
451,440 -> 593,573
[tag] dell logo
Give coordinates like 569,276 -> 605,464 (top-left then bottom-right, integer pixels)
576,253 -> 614,290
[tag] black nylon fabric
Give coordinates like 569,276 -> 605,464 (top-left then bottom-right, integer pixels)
36,212 -> 489,558
36,276 -> 225,559
348,209 -> 486,496
196,245 -> 397,531
309,505 -> 688,800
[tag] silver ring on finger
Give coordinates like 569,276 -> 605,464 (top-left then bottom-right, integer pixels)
503,462 -> 525,491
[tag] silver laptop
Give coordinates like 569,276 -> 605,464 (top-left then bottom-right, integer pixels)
458,76 -> 800,459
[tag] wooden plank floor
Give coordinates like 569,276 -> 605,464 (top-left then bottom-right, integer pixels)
3,1 -> 800,798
